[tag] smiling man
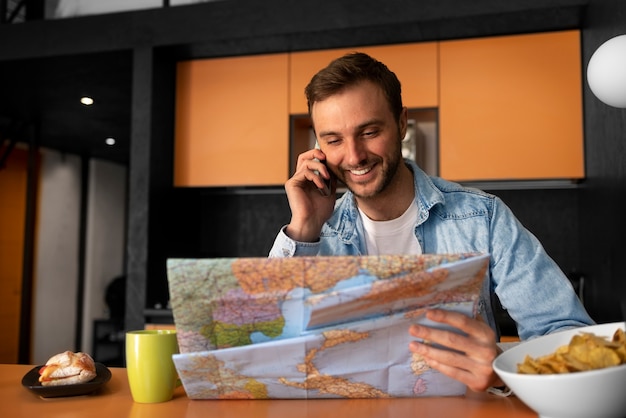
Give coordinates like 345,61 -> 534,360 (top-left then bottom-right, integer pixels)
269,52 -> 593,393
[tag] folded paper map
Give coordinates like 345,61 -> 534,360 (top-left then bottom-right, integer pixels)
166,253 -> 489,399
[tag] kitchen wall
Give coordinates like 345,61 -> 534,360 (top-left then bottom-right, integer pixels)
31,150 -> 81,364
31,150 -> 126,364
80,159 -> 127,357
4,1 -> 625,354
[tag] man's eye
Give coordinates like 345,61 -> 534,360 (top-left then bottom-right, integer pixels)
363,130 -> 377,137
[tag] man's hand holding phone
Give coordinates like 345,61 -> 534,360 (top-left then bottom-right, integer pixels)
314,158 -> 332,197
284,148 -> 336,243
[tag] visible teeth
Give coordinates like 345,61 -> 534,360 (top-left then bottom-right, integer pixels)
350,167 -> 371,175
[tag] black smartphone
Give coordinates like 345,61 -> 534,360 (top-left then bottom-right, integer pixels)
314,142 -> 331,196
312,158 -> 331,196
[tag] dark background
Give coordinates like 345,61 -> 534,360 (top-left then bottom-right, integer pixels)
1,1 -> 625,350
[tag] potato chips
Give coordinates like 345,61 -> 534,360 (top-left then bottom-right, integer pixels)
517,328 -> 626,374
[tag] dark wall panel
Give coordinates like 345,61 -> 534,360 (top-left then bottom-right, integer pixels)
579,0 -> 626,323
153,189 -> 291,308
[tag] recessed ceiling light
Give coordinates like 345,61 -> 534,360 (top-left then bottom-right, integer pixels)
105,137 -> 116,146
80,96 -> 94,105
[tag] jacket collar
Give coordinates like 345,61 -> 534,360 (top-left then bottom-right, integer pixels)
326,159 -> 445,239
407,159 -> 445,224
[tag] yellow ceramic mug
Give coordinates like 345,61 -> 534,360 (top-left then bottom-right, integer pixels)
125,329 -> 179,403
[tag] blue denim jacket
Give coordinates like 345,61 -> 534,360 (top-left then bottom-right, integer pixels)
269,160 -> 595,340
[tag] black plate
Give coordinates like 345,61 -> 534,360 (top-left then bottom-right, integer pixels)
22,363 -> 111,398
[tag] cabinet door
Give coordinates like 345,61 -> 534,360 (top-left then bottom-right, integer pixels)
439,30 -> 584,181
174,53 -> 289,187
289,42 -> 438,115
0,148 -> 31,363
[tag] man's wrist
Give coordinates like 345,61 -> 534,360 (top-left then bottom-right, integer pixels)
284,223 -> 320,243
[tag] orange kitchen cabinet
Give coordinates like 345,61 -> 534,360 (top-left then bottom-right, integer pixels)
289,42 -> 439,115
174,53 -> 290,187
439,30 -> 584,182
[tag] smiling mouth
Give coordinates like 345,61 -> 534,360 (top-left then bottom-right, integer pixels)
349,166 -> 373,176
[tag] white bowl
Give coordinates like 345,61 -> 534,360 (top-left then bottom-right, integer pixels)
493,321 -> 626,418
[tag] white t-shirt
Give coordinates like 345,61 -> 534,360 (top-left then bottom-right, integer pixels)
358,200 -> 422,255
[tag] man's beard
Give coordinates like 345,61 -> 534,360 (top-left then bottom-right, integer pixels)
344,149 -> 402,200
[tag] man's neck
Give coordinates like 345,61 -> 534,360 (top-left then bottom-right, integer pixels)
355,163 -> 415,221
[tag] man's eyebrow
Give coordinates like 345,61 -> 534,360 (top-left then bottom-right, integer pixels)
317,119 -> 383,138
317,129 -> 340,138
317,131 -> 337,137
357,119 -> 384,130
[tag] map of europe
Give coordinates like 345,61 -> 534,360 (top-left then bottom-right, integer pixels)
167,253 -> 489,399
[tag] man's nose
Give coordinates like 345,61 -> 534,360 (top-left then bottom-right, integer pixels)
344,139 -> 367,166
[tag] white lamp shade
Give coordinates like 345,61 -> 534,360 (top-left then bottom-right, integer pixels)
587,34 -> 626,108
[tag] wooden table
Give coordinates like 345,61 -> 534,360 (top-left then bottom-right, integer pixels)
0,364 -> 537,417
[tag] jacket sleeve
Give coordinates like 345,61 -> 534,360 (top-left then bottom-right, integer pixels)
488,197 -> 594,340
268,225 -> 321,258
